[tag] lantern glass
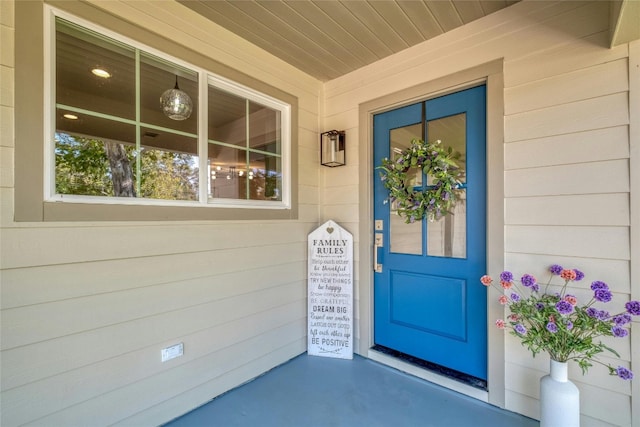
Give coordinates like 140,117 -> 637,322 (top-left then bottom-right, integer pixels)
320,130 -> 345,167
160,76 -> 193,121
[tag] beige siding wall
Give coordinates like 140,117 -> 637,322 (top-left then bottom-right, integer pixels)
323,1 -> 636,426
0,1 -> 321,425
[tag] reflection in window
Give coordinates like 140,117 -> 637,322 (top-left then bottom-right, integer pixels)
56,20 -> 136,120
249,151 -> 282,201
140,53 -> 198,135
207,83 -> 282,202
52,15 -> 288,207
55,131 -> 137,197
55,18 -> 199,201
208,86 -> 246,147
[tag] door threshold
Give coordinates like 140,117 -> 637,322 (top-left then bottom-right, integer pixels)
367,346 -> 489,403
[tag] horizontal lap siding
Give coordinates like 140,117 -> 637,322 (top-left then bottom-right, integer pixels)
3,305 -> 306,426
0,241 -> 305,309
502,21 -> 632,424
504,92 -> 629,142
1,222 -> 311,270
0,0 -> 321,426
323,0 -> 633,424
505,126 -> 629,170
1,259 -> 305,355
505,194 -> 629,226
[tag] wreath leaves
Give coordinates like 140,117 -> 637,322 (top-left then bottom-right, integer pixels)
377,138 -> 464,224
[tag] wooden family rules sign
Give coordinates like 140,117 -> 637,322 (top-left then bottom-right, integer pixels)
307,220 -> 354,359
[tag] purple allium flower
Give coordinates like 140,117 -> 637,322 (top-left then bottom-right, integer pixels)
626,301 -> 640,316
514,323 -> 527,335
574,269 -> 585,281
616,366 -> 634,380
597,310 -> 611,321
613,313 -> 632,326
443,192 -> 449,200
531,284 -> 540,292
591,281 -> 609,291
549,264 -> 563,275
556,300 -> 574,315
521,274 -> 537,288
546,322 -> 558,333
535,302 -> 545,311
612,326 -> 629,338
586,307 -> 599,318
594,289 -> 613,303
565,320 -> 574,330
510,293 -> 521,302
500,271 -> 514,282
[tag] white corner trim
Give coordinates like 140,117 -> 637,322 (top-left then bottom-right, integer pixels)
628,38 -> 640,427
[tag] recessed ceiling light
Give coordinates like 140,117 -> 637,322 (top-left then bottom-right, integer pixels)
63,113 -> 79,120
91,67 -> 111,78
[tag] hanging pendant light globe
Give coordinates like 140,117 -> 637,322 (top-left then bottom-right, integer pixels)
160,76 -> 193,121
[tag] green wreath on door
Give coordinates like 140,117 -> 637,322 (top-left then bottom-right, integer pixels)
377,138 -> 465,224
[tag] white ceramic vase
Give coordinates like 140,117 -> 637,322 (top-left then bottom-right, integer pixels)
540,359 -> 580,427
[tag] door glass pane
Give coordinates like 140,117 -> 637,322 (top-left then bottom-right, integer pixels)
426,113 -> 466,184
389,123 -> 422,255
426,113 -> 467,258
139,128 -> 198,201
427,190 -> 467,258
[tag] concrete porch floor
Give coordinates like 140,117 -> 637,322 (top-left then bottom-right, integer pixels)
163,353 -> 537,427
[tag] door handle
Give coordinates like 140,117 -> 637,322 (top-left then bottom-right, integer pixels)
374,233 -> 383,273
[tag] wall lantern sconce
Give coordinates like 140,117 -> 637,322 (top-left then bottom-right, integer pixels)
320,130 -> 346,167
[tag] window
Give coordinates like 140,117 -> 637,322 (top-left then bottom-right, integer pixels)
49,13 -> 290,210
207,82 -> 283,203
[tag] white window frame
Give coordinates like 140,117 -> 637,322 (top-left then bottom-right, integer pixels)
44,5 -> 291,210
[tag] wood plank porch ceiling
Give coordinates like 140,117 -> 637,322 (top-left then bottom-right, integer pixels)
178,0 -> 520,82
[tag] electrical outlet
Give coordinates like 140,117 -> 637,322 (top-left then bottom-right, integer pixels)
161,343 -> 184,362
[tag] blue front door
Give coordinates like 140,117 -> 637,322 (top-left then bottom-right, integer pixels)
373,86 -> 487,380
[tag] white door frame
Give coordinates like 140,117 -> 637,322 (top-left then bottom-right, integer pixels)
356,59 -> 506,407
